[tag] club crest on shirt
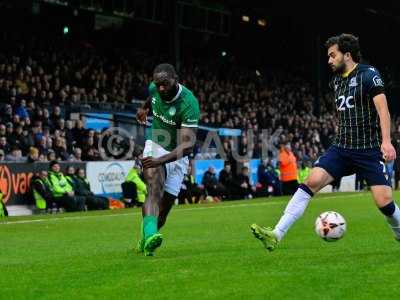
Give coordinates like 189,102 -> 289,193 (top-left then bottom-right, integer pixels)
349,77 -> 357,87
168,106 -> 176,116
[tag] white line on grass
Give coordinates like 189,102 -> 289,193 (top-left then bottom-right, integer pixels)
0,193 -> 364,225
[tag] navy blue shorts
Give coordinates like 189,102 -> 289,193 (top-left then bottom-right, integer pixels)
314,145 -> 390,187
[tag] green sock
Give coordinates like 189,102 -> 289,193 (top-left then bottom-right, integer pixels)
143,215 -> 158,240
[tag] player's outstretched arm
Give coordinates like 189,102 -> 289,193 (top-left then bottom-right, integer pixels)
373,93 -> 397,161
142,127 -> 197,169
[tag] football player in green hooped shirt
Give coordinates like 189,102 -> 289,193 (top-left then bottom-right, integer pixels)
136,63 -> 200,256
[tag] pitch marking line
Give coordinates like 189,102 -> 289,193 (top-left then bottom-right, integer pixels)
0,193 -> 364,225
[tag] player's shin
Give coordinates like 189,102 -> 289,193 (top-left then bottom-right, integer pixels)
379,201 -> 400,239
143,215 -> 158,239
273,184 -> 314,241
157,192 -> 176,230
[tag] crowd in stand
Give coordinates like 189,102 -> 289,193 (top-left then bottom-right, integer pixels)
0,42 -> 152,162
0,43 -> 335,165
1,41 -> 400,212
30,160 -> 109,212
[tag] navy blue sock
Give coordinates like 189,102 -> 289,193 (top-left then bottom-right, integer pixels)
379,201 -> 396,216
298,183 -> 314,197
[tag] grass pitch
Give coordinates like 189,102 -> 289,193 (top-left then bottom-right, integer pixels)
1,191 -> 400,299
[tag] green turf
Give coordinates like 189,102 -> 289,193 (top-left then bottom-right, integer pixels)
1,191 -> 400,299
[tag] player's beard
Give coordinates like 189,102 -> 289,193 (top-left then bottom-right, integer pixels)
332,60 -> 346,74
160,84 -> 179,102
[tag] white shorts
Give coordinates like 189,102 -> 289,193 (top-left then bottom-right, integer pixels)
143,140 -> 189,197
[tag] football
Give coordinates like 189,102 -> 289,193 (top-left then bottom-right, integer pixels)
315,211 -> 346,241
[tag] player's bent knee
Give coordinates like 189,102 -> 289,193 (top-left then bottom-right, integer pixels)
304,177 -> 324,193
371,185 -> 393,207
304,167 -> 334,193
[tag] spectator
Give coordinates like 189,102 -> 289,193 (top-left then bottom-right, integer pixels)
219,163 -> 235,199
15,99 -> 29,119
35,136 -> 48,156
65,166 -> 104,211
178,164 -> 204,204
5,146 -> 24,162
257,159 -> 282,196
48,161 -> 85,212
298,161 -> 311,184
0,136 -> 10,154
51,106 -> 62,125
65,165 -> 78,189
65,120 -> 75,148
121,162 -> 147,207
47,150 -> 57,162
0,124 -> 6,137
278,141 -> 298,195
2,105 -> 12,124
8,125 -> 27,152
42,109 -> 53,130
69,147 -> 82,162
73,120 -> 86,147
5,122 -> 13,138
53,137 -> 69,160
236,166 -> 256,199
74,168 -> 109,210
386,159 -> 395,188
201,166 -> 223,202
26,147 -> 39,163
84,147 -> 101,161
31,170 -> 53,212
0,149 -> 4,161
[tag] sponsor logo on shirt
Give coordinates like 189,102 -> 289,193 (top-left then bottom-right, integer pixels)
373,75 -> 383,87
349,77 -> 357,87
153,111 -> 176,126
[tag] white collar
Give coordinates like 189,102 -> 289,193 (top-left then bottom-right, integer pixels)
164,84 -> 182,104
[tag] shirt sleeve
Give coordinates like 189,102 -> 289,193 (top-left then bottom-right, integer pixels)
148,82 -> 157,97
363,67 -> 385,98
181,96 -> 200,128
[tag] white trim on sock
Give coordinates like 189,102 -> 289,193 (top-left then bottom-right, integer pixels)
386,202 -> 400,238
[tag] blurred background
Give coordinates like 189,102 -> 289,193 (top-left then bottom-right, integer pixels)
0,0 -> 400,212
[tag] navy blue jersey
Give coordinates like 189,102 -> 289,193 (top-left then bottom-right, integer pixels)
330,64 -> 385,149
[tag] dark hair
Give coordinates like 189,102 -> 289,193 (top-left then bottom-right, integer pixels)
49,160 -> 59,168
153,63 -> 177,79
325,33 -> 361,63
75,167 -> 85,176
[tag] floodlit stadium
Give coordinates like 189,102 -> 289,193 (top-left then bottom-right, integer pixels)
1,1 -> 400,299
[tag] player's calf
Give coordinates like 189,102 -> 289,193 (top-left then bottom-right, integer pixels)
372,185 -> 400,240
378,200 -> 400,240
157,192 -> 176,230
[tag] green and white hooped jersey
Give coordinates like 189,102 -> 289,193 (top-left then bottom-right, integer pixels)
146,82 -> 200,151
